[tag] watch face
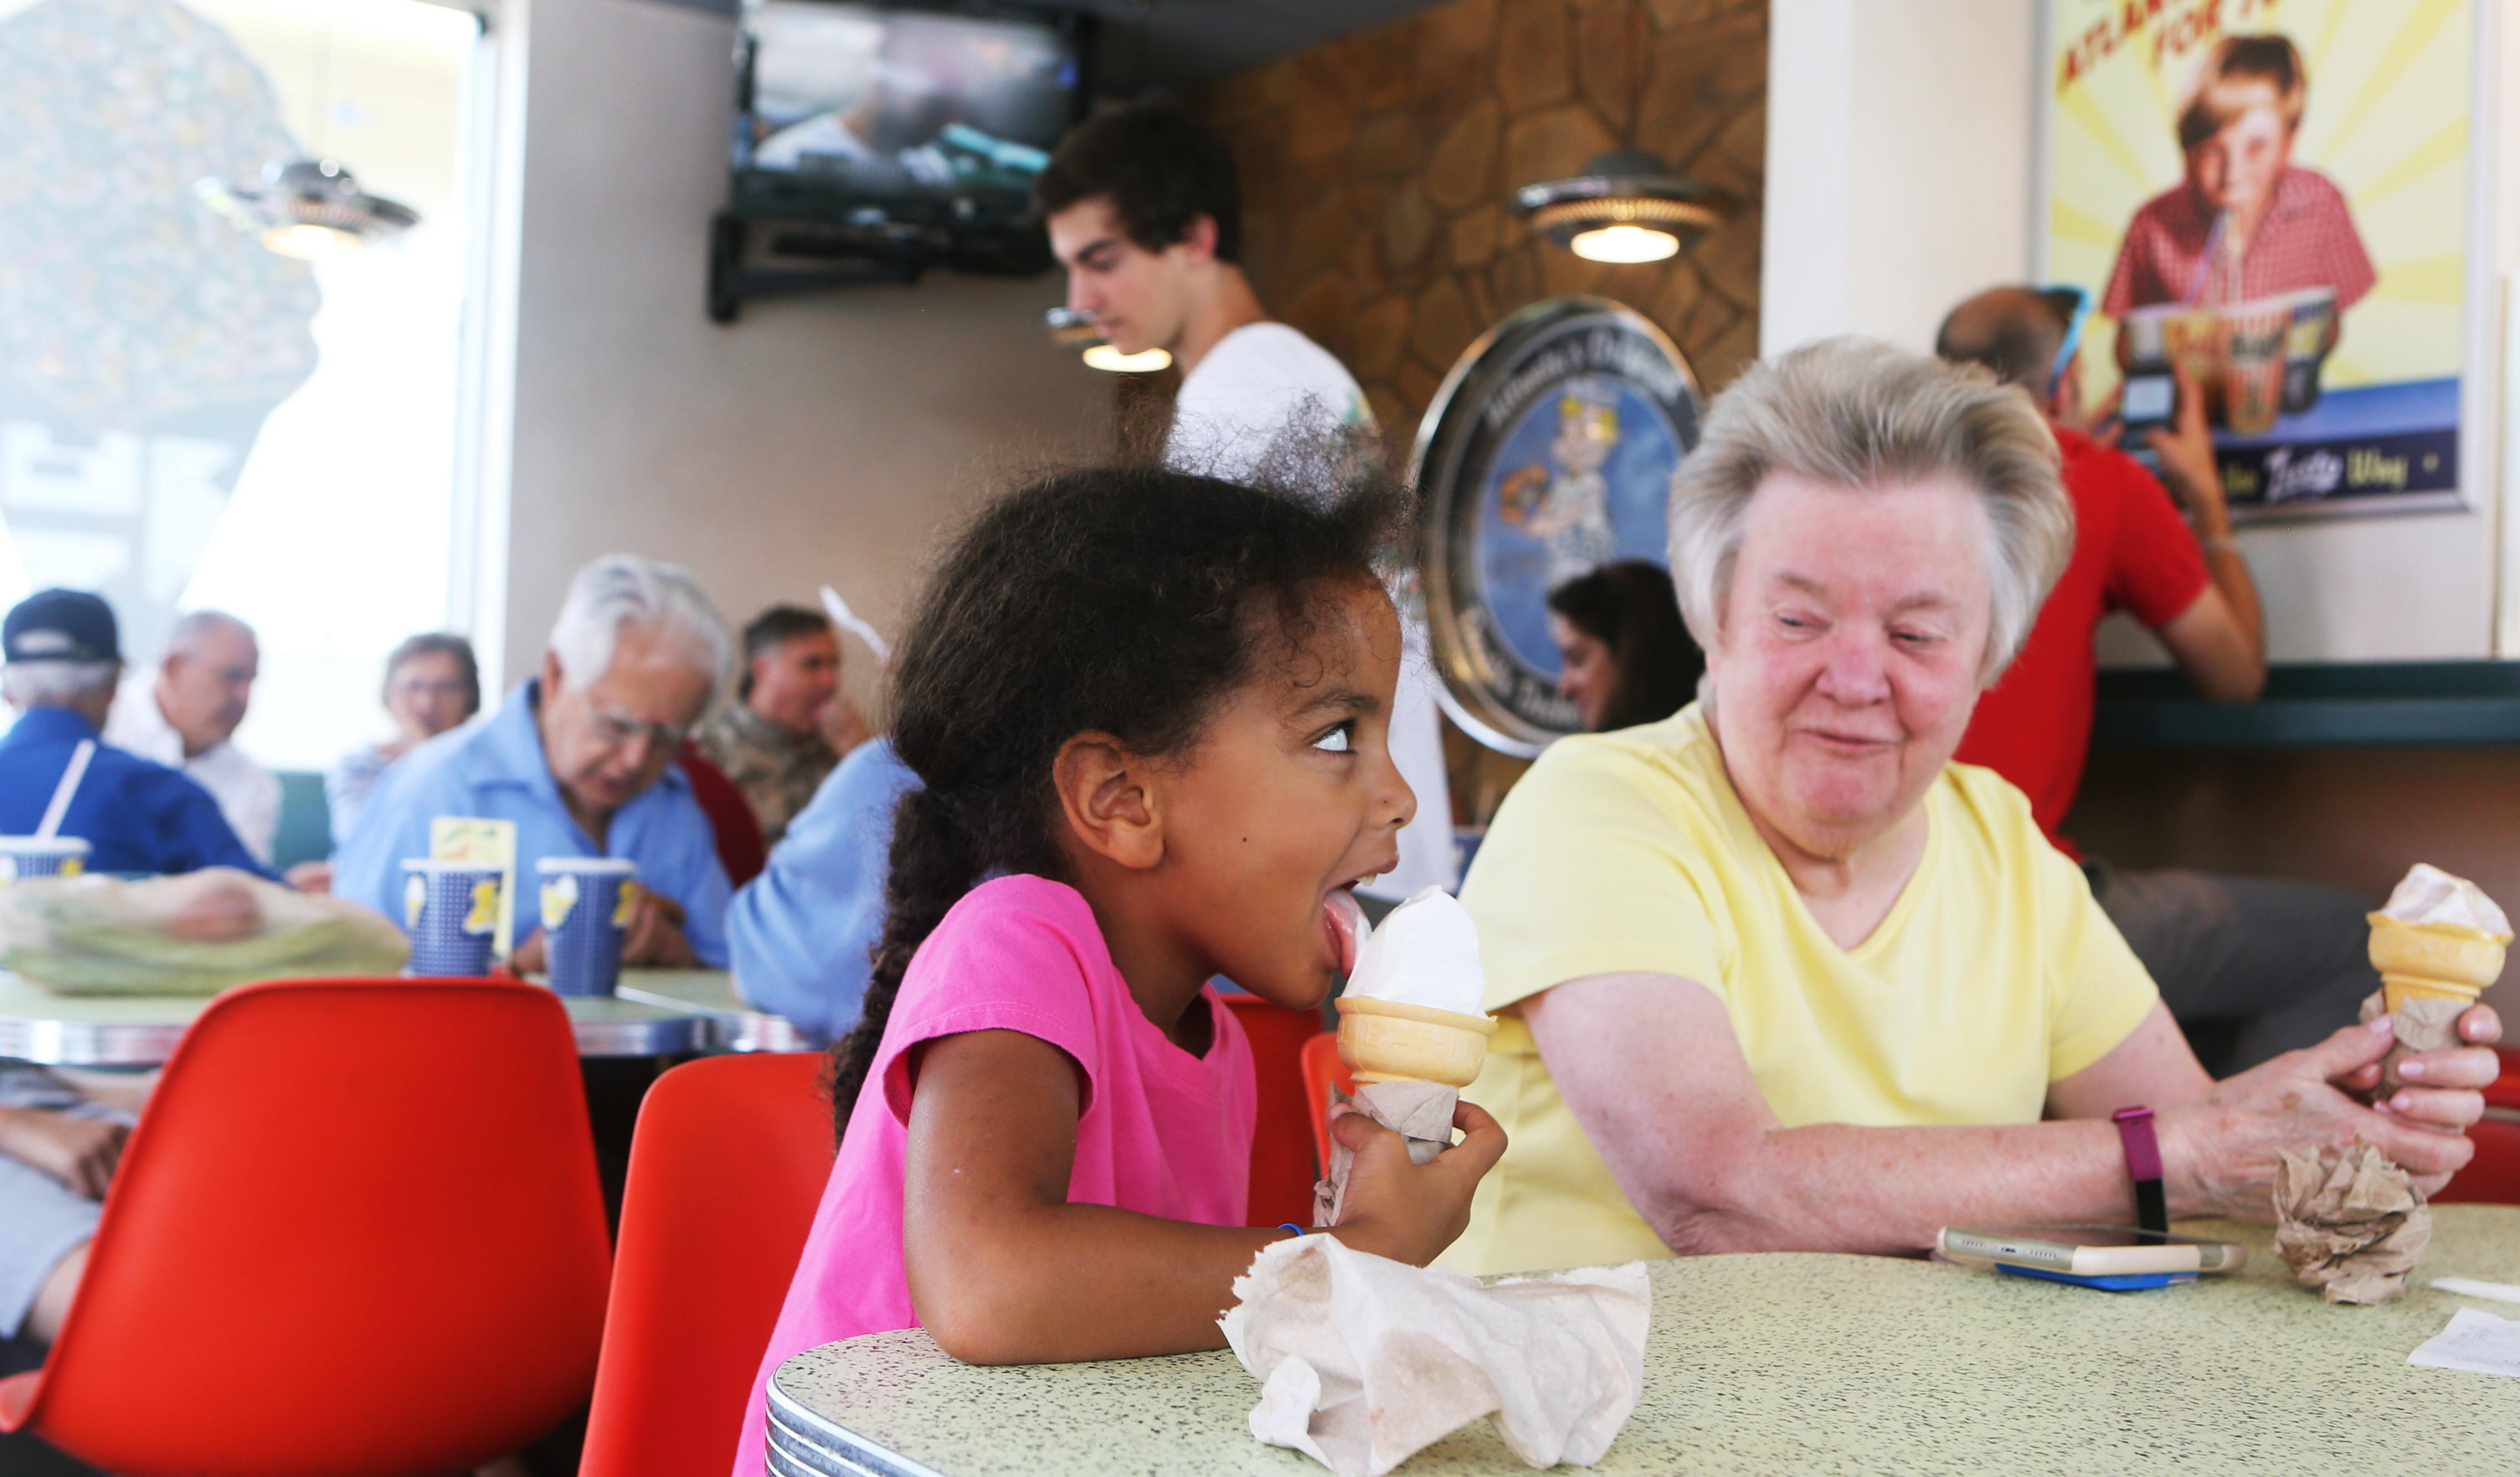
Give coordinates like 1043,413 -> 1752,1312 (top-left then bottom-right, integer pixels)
1411,297 -> 1702,756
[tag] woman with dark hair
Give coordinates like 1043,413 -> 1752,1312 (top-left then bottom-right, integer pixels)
325,632 -> 481,848
1545,560 -> 1703,732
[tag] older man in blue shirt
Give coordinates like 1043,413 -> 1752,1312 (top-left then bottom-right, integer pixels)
335,556 -> 737,970
0,589 -> 264,878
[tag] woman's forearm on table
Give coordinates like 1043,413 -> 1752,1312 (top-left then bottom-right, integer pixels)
1633,1117 -> 2140,1257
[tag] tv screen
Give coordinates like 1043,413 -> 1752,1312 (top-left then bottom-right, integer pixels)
736,1 -> 1081,209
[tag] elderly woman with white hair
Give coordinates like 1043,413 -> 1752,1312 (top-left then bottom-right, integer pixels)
1440,341 -> 2502,1276
332,554 -> 739,970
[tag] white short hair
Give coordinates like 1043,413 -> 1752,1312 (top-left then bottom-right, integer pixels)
2,659 -> 119,707
1667,338 -> 2074,685
547,555 -> 733,708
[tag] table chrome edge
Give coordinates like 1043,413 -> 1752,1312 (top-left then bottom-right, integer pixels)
568,1013 -> 704,1057
766,1382 -> 948,1477
0,1017 -> 189,1067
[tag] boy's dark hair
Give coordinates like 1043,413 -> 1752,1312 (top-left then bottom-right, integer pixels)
1546,560 -> 1701,732
826,463 -> 1410,1140
382,632 -> 481,719
1033,104 -> 1243,263
737,604 -> 832,701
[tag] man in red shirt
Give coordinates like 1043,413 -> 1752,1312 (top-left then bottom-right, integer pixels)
1940,285 -> 2374,1074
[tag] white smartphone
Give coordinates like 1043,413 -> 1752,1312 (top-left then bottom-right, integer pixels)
1937,1224 -> 2248,1277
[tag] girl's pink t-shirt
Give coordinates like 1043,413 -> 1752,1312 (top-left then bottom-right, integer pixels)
732,873 -> 1256,1476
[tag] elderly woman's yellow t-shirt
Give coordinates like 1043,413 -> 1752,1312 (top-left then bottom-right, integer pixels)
1439,704 -> 2158,1277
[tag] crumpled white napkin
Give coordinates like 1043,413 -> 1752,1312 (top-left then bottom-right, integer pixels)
1219,1233 -> 1650,1477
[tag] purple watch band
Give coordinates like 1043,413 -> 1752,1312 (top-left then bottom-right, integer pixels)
2112,1105 -> 2168,1234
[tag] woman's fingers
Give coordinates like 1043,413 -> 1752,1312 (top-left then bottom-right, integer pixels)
2393,1044 -> 2502,1090
2373,1085 -> 2483,1132
2458,1003 -> 2504,1044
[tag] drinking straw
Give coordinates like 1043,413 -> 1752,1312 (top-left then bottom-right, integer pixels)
35,739 -> 94,840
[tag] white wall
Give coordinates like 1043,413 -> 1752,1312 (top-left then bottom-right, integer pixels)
493,0 -> 1107,709
1764,0 -> 2513,665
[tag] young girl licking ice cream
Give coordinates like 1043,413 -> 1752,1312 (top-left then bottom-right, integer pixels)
732,465 -> 1506,1475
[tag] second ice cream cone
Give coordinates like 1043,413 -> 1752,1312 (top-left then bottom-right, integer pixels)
1335,996 -> 1499,1088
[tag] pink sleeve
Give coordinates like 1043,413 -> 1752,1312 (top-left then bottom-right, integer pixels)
874,897 -> 1107,1127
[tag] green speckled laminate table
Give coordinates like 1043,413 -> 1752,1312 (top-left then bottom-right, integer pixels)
614,967 -> 810,1052
767,1207 -> 2520,1477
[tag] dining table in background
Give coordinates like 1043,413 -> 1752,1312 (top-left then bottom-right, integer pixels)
0,966 -> 726,1064
616,967 -> 811,1052
767,1206 -> 2520,1477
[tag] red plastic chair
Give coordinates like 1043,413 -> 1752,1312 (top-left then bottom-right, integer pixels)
1300,1030 -> 1358,1177
0,976 -> 611,1477
1223,995 -> 1325,1228
2435,1116 -> 2520,1206
580,1052 -> 834,1477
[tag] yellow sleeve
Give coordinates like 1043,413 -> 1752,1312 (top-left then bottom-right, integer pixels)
2035,830 -> 2161,1082
1458,734 -> 1726,1015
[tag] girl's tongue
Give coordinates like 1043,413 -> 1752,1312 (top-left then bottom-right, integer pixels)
1324,888 -> 1371,976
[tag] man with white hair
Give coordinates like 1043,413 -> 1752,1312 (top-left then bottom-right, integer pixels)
107,609 -> 282,866
333,556 -> 738,969
0,589 -> 263,876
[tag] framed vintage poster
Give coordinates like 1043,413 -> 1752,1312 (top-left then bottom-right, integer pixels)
1412,297 -> 1700,755
2041,0 -> 2483,519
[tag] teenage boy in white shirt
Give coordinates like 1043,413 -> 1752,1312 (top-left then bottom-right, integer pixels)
1036,105 -> 1456,900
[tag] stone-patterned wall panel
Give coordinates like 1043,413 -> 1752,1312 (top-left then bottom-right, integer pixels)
1196,0 -> 1767,451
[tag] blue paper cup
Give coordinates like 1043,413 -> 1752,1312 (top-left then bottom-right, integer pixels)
0,837 -> 90,883
400,860 -> 505,976
538,857 -> 637,997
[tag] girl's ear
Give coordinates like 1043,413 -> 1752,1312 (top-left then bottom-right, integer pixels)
1051,732 -> 1165,871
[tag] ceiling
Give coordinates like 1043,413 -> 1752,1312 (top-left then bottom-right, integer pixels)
631,0 -> 1449,92
1072,0 -> 1448,93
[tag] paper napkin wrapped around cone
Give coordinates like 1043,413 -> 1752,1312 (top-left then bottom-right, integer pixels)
2361,989 -> 2468,1094
2272,1143 -> 2432,1305
1314,1081 -> 1459,1226
1221,1234 -> 1650,1477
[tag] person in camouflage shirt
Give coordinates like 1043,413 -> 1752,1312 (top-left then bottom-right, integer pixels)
698,605 -> 870,845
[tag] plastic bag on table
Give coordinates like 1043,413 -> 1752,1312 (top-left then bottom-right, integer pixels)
0,867 -> 409,996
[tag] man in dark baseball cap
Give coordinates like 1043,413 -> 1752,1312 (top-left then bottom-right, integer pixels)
2,588 -> 121,667
0,588 -> 261,878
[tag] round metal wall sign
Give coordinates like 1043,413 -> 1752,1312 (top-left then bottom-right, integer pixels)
1411,296 -> 1701,756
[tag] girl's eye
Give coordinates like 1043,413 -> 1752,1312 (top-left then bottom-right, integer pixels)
1313,722 -> 1356,754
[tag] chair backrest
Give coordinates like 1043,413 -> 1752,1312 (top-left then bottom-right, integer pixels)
1300,1030 -> 1357,1179
1223,995 -> 1327,1228
0,976 -> 611,1477
2434,1117 -> 2520,1206
2483,1046 -> 2520,1113
270,769 -> 332,869
579,1052 -> 834,1477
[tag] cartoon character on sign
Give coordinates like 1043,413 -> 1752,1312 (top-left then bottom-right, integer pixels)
463,879 -> 501,936
541,872 -> 580,932
1498,388 -> 1621,586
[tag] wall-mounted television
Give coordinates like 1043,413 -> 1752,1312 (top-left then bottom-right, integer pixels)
731,0 -> 1086,229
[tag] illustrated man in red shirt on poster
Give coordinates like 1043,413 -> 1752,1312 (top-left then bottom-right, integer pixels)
2101,33 -> 2375,323
1938,286 -> 2375,1075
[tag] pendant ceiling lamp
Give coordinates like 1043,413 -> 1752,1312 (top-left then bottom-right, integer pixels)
1045,307 -> 1171,374
197,158 -> 418,260
1514,149 -> 1731,265
195,19 -> 418,260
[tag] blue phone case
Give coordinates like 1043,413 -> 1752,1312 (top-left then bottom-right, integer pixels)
1997,1264 -> 2198,1293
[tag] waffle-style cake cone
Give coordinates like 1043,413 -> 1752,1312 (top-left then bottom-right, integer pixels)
2367,912 -> 2509,1015
1335,996 -> 1500,1088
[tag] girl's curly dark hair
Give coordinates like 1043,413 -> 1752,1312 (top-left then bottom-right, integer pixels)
826,461 -> 1413,1141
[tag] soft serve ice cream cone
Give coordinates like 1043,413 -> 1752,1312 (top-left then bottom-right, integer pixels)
2368,864 -> 2510,1016
1334,887 -> 1498,1088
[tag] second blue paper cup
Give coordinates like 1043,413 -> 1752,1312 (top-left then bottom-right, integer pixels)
401,860 -> 505,976
538,856 -> 637,997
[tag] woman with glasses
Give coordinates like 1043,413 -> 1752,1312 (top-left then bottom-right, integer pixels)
326,633 -> 482,849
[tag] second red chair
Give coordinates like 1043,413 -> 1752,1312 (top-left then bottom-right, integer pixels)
579,1051 -> 836,1477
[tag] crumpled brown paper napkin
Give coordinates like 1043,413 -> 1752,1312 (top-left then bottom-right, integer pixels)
2272,1141 -> 2432,1304
1315,1080 -> 1457,1227
1220,1233 -> 1650,1477
2360,989 -> 2468,1094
